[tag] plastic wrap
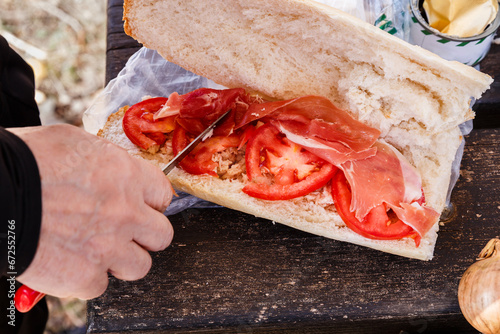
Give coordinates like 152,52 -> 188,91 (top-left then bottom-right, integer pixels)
316,0 -> 367,21
365,0 -> 412,41
83,48 -> 225,136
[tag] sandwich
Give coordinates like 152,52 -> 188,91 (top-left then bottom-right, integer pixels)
97,0 -> 492,260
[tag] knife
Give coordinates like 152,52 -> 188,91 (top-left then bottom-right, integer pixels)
162,108 -> 231,175
14,109 -> 232,313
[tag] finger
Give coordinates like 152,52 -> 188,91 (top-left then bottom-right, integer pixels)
75,271 -> 110,300
108,241 -> 153,281
132,205 -> 174,252
136,160 -> 174,212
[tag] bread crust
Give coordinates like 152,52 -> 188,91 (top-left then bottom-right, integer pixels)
123,0 -> 491,133
112,0 -> 493,260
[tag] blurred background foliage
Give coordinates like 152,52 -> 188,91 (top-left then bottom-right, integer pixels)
0,0 -> 106,126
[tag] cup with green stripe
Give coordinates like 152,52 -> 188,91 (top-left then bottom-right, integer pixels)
408,0 -> 500,66
372,0 -> 412,42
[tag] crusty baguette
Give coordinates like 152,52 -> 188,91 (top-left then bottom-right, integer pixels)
100,0 -> 492,260
99,108 -> 457,260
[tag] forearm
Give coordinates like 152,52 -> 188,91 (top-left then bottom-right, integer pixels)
0,127 -> 42,277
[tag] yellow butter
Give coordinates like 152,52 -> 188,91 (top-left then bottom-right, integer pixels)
423,0 -> 499,37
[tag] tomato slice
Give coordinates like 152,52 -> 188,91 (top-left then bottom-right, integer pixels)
237,124 -> 257,150
172,123 -> 189,156
331,170 -> 419,243
172,124 -> 241,176
122,97 -> 177,153
242,123 -> 337,200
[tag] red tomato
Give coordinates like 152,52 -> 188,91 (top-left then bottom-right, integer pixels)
331,170 -> 419,243
242,123 -> 337,200
172,123 -> 189,155
237,124 -> 257,150
122,97 -> 177,153
172,124 -> 241,176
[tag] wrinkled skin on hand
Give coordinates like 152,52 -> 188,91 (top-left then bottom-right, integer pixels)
9,124 -> 174,300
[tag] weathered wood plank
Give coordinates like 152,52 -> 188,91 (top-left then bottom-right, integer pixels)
105,1 -> 140,83
88,129 -> 499,333
473,40 -> 500,129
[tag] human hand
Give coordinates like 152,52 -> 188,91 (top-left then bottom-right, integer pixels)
9,124 -> 174,299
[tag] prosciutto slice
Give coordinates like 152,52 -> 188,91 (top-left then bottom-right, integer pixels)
284,136 -> 438,238
167,88 -> 248,135
153,92 -> 182,120
237,95 -> 380,152
276,123 -> 377,166
340,141 -> 420,217
244,96 -> 438,239
388,202 -> 440,238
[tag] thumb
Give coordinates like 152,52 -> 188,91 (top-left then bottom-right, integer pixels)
139,161 -> 174,212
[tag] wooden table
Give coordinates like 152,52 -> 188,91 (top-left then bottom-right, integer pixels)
88,1 -> 500,333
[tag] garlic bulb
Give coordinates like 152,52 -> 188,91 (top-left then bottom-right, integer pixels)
458,238 -> 500,334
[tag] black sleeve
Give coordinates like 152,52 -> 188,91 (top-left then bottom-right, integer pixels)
0,128 -> 42,276
0,35 -> 43,277
0,35 -> 41,128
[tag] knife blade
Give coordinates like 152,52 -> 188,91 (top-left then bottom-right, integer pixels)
162,109 -> 231,175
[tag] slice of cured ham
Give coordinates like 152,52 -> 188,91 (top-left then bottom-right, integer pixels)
237,95 -> 381,152
153,92 -> 182,120
276,123 -> 377,167
388,202 -> 440,239
245,96 -> 439,239
341,141 -> 423,220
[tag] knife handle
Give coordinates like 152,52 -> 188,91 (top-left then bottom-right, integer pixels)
15,285 -> 46,313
